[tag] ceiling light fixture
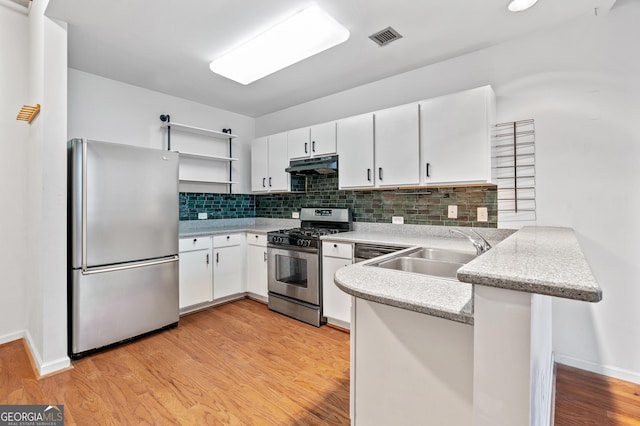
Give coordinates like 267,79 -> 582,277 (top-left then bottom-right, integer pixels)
507,0 -> 539,12
209,5 -> 350,85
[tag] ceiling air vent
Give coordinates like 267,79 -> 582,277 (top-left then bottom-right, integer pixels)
369,26 -> 403,47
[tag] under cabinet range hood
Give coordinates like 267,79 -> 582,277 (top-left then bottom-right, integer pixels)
285,155 -> 338,175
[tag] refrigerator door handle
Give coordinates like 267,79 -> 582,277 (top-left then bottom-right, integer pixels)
81,138 -> 88,272
82,255 -> 179,275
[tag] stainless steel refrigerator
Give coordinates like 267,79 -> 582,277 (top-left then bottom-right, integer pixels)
68,138 -> 179,358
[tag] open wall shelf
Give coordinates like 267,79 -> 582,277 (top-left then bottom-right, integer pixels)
160,114 -> 238,192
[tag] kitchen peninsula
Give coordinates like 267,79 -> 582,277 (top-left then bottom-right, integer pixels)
331,226 -> 601,426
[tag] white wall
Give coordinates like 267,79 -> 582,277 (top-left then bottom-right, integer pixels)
256,3 -> 640,383
25,0 -> 70,374
0,3 -> 29,344
67,69 -> 256,194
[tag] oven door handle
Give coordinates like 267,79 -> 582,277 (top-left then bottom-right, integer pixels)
267,244 -> 319,255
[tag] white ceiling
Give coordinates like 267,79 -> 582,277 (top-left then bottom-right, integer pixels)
45,0 -> 616,118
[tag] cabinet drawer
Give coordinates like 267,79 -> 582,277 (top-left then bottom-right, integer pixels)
322,241 -> 353,259
247,232 -> 267,247
213,233 -> 243,248
179,236 -> 211,252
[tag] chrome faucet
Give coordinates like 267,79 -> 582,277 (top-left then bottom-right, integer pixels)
450,229 -> 492,255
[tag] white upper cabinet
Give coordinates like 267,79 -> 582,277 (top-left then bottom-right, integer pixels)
267,132 -> 290,191
337,113 -> 375,189
374,103 -> 421,187
253,85 -> 494,191
251,133 -> 290,193
288,121 -> 337,160
336,105 -> 419,189
251,137 -> 268,192
420,85 -> 495,185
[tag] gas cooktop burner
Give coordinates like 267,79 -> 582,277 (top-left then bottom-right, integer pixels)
268,207 -> 353,250
272,227 -> 343,238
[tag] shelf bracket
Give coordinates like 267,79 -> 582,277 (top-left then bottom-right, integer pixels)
160,114 -> 171,150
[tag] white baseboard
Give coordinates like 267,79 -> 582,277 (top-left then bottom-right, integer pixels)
0,330 -> 26,345
39,356 -> 71,376
245,293 -> 268,304
555,354 -> 640,385
326,317 -> 351,331
545,352 -> 555,426
24,330 -> 44,373
24,330 -> 71,377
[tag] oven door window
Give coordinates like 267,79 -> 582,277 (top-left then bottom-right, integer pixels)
275,254 -> 308,288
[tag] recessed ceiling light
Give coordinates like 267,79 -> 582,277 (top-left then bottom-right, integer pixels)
508,0 -> 539,12
209,5 -> 350,85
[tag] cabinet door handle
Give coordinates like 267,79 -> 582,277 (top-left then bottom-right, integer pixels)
426,163 -> 431,178
263,251 -> 267,262
304,142 -> 308,154
262,177 -> 266,188
367,168 -> 371,182
378,167 -> 383,181
255,235 -> 259,239
193,238 -> 197,243
206,253 -> 209,265
226,235 -> 230,240
268,177 -> 272,187
216,252 -> 219,263
312,140 -> 316,152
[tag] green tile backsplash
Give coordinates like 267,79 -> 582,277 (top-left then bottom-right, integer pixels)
179,193 -> 255,221
181,173 -> 497,227
255,174 -> 497,227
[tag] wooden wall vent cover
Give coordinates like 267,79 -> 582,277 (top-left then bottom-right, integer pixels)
16,104 -> 40,124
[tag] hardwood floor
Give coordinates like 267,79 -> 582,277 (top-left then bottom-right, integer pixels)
3,299 -> 640,425
0,299 -> 350,425
555,364 -> 640,425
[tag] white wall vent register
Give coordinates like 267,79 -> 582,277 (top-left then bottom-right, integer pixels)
369,26 -> 403,47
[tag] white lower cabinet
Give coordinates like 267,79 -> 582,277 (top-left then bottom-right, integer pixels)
352,298 -> 474,425
212,234 -> 245,300
178,236 -> 213,310
322,241 -> 353,328
246,233 -> 268,300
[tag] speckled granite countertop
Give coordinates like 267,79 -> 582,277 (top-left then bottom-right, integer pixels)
179,224 -> 276,237
330,233 -> 480,325
178,218 -> 298,238
329,225 -> 601,325
335,258 -> 475,325
457,226 -> 602,302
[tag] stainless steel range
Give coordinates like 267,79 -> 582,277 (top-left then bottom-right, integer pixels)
267,208 -> 352,327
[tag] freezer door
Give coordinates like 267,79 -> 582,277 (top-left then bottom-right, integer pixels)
70,258 -> 179,355
69,139 -> 179,268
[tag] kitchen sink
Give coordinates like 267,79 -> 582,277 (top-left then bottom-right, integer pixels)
366,247 -> 476,280
406,247 -> 476,264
